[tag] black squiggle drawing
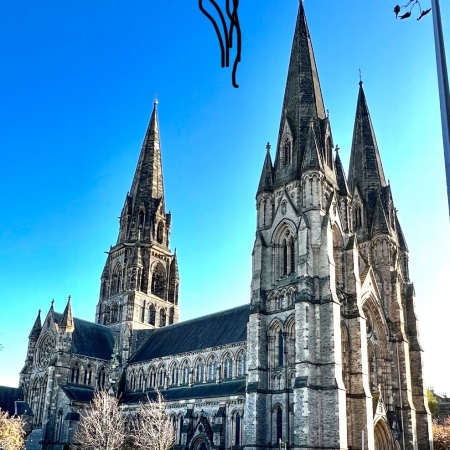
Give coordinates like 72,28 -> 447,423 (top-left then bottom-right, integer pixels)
199,0 -> 242,88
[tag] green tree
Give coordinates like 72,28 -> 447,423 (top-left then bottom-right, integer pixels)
427,389 -> 440,418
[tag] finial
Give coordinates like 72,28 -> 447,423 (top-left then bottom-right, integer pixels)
68,295 -> 71,302
266,142 -> 271,152
335,145 -> 340,155
51,299 -> 54,308
359,69 -> 363,86
326,109 -> 329,118
38,309 -> 41,315
153,92 -> 158,106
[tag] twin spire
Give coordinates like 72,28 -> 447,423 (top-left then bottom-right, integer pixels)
257,2 -> 403,242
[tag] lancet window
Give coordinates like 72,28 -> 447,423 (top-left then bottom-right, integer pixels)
149,305 -> 156,325
97,367 -> 106,389
195,360 -> 205,383
223,354 -> 233,379
111,263 -> 123,296
236,350 -> 247,376
149,367 -> 156,388
171,363 -> 179,385
282,138 -> 291,167
71,362 -> 80,384
208,355 -> 217,381
159,309 -> 166,327
151,263 -> 167,299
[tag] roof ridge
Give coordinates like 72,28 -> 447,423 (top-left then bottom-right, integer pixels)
151,303 -> 250,333
54,311 -> 111,330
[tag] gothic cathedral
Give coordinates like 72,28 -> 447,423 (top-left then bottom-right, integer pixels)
1,3 -> 433,450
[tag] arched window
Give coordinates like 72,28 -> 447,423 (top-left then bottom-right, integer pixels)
276,407 -> 283,443
149,367 -> 156,388
196,361 -> 205,383
111,264 -> 122,296
278,329 -> 284,366
138,371 -> 144,390
158,367 -> 166,387
181,363 -> 189,385
283,138 -> 291,166
98,367 -> 106,389
140,265 -> 149,293
156,222 -> 164,244
177,415 -> 183,444
237,351 -> 246,376
83,365 -> 93,385
55,409 -> 63,442
282,239 -> 288,276
223,354 -> 233,379
71,362 -> 80,384
171,364 -> 179,385
354,205 -> 362,228
290,239 -> 295,274
151,263 -> 167,299
149,305 -> 156,325
235,412 -> 241,446
139,210 -> 145,229
208,356 -> 217,381
286,319 -> 295,366
159,309 -> 166,327
104,306 -> 111,325
169,307 -> 174,325
111,303 -> 119,323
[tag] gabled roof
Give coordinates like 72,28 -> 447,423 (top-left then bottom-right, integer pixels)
122,379 -> 246,404
54,313 -> 114,361
61,385 -> 95,403
129,305 -> 249,364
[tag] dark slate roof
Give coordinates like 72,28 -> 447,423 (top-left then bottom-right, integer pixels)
130,305 -> 249,364
123,379 -> 246,404
61,385 -> 95,403
54,312 -> 114,361
0,386 -> 22,415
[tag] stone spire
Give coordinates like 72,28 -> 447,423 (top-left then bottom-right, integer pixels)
256,143 -> 274,197
29,310 -> 42,339
334,147 -> 349,196
60,296 -> 74,331
118,100 -> 166,244
273,1 -> 327,185
348,82 -> 387,228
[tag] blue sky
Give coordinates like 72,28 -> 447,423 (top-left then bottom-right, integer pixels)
0,0 -> 449,394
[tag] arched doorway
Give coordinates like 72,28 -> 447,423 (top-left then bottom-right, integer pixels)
191,436 -> 209,450
374,418 -> 395,450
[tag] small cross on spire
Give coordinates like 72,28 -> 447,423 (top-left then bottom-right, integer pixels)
359,69 -> 363,86
154,92 -> 158,106
51,299 -> 54,308
335,145 -> 340,155
266,142 -> 271,152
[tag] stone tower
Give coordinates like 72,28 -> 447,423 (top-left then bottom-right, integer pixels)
245,3 -> 432,450
95,101 -> 180,361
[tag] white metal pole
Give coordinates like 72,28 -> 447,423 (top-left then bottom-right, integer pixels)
431,0 -> 450,218
361,429 -> 364,450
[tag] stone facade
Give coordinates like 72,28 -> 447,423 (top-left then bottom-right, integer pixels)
5,3 -> 433,450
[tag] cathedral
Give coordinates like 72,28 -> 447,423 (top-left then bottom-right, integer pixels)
0,3 -> 433,450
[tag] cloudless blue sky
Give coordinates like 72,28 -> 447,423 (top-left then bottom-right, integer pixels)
0,0 -> 449,394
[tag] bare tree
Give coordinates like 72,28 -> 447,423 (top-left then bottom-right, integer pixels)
0,408 -> 25,450
74,390 -> 125,450
129,389 -> 175,450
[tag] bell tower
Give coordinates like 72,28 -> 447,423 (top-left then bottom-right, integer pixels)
96,100 -> 180,356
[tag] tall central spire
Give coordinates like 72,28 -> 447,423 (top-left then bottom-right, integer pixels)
273,2 -> 330,186
118,100 -> 168,244
130,100 -> 165,213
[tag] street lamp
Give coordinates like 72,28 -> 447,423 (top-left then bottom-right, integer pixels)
430,0 -> 450,219
394,0 -> 450,218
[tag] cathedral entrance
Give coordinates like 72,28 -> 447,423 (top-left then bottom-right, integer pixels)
374,418 -> 395,450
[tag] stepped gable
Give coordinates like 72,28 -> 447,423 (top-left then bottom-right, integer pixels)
130,304 -> 249,363
123,379 -> 246,404
54,312 -> 114,361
